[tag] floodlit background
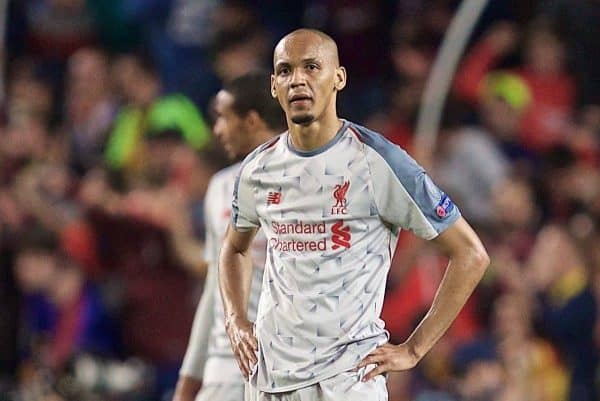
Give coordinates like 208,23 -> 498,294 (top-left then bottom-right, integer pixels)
0,1 -> 598,400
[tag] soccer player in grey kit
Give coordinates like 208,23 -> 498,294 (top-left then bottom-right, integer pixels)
219,29 -> 489,401
172,71 -> 285,401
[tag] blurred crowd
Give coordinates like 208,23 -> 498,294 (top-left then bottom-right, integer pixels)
0,1 -> 599,401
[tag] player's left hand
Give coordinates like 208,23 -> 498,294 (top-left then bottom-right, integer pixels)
356,343 -> 420,382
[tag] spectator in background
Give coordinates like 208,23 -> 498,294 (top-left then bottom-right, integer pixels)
14,229 -> 119,370
11,0 -> 98,113
104,54 -> 211,176
0,120 -> 51,186
64,48 -> 118,176
538,0 -> 600,106
366,20 -> 433,152
536,144 -> 600,223
125,133 -> 215,275
365,2 -> 458,148
450,340 -> 504,401
567,105 -> 600,167
210,25 -> 270,83
492,293 -> 568,401
23,0 -> 96,61
0,68 -> 68,249
525,225 -> 598,401
4,65 -> 55,129
409,337 -> 455,401
13,161 -> 79,236
489,176 -> 539,259
436,73 -> 535,227
454,19 -> 576,153
67,173 -> 199,398
13,230 -> 58,359
120,0 -> 226,109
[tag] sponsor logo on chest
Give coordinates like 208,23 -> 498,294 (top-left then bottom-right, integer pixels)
264,179 -> 356,251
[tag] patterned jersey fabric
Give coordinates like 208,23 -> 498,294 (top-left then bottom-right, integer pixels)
232,120 -> 460,392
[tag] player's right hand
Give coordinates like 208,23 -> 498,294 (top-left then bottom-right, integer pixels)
224,315 -> 258,379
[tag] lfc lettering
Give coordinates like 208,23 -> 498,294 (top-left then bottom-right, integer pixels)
331,206 -> 348,215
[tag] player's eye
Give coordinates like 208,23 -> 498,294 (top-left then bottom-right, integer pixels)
306,64 -> 318,71
278,67 -> 290,76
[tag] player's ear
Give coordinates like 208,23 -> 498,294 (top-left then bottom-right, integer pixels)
245,110 -> 264,130
334,66 -> 347,91
271,74 -> 277,98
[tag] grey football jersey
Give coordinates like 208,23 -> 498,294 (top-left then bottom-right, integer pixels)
232,120 -> 460,392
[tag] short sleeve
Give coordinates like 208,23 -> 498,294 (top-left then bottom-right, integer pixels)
232,162 -> 260,231
362,132 -> 461,239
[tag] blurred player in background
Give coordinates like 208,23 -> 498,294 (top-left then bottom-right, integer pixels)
219,29 -> 489,401
172,71 -> 285,401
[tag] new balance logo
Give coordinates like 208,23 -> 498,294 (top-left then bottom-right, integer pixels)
267,191 -> 282,205
331,181 -> 349,215
331,220 -> 351,249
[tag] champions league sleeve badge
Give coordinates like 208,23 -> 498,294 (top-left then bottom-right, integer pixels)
435,194 -> 454,219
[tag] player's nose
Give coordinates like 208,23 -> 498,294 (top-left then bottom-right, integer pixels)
290,68 -> 307,87
213,126 -> 225,142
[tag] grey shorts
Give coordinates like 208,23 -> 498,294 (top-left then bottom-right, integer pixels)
197,382 -> 245,401
244,367 -> 387,401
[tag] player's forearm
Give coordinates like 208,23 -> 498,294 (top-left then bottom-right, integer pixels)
218,240 -> 254,322
405,245 -> 488,360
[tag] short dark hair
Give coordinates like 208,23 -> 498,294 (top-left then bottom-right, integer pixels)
224,71 -> 286,131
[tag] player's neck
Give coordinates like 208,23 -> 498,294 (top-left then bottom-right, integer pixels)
288,112 -> 342,152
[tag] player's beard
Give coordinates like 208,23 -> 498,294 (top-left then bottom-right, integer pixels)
291,113 -> 315,125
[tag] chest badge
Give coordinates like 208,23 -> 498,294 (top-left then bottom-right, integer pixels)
331,181 -> 349,215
